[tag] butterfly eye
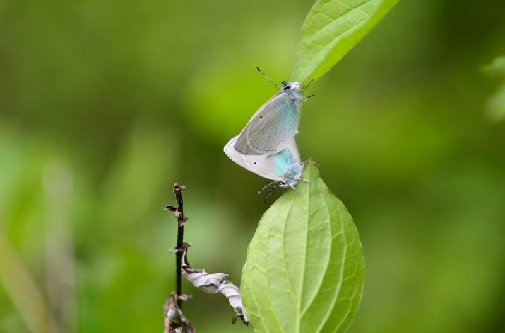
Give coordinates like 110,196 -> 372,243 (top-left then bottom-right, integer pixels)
283,85 -> 291,91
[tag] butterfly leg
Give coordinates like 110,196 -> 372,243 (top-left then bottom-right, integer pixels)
258,181 -> 284,203
290,184 -> 300,194
301,159 -> 319,167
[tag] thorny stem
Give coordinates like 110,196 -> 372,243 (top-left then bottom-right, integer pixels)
174,184 -> 185,308
163,183 -> 248,331
164,183 -> 191,332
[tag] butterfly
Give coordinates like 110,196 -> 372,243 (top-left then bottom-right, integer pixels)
230,68 -> 312,155
224,135 -> 304,190
223,68 -> 313,192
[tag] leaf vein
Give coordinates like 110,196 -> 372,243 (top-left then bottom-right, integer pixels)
300,181 -> 334,317
305,0 -> 372,42
331,285 -> 360,333
313,197 -> 348,333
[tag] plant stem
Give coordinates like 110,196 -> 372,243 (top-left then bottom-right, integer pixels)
163,183 -> 192,332
173,183 -> 185,308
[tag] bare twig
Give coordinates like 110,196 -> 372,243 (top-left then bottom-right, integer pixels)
163,183 -> 248,332
164,183 -> 187,308
163,183 -> 193,332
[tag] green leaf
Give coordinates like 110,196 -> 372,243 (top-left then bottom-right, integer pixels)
292,0 -> 400,83
241,161 -> 364,333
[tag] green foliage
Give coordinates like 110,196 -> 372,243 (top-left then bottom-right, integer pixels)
485,56 -> 505,121
239,2 -> 401,328
487,84 -> 505,121
1,1 -> 505,333
241,161 -> 364,333
484,56 -> 505,76
292,0 -> 400,83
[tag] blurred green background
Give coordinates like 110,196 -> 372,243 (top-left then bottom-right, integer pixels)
1,0 -> 505,332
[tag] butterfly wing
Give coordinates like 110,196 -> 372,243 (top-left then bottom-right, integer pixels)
224,136 -> 301,181
225,136 -> 282,181
233,93 -> 299,155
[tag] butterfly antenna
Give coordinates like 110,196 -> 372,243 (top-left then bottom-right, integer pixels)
256,67 -> 280,89
302,79 -> 314,92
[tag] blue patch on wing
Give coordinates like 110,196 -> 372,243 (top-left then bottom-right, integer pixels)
272,148 -> 294,177
278,98 -> 298,133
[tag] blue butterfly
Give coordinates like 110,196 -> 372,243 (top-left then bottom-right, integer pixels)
224,136 -> 304,190
229,68 -> 311,155
224,68 -> 312,191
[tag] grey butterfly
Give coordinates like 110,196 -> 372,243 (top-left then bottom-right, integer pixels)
224,135 -> 304,190
232,68 -> 309,155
